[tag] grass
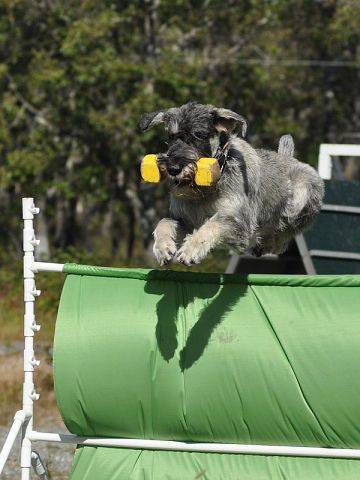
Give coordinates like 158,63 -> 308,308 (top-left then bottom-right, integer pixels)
0,351 -> 64,427
0,258 -> 65,342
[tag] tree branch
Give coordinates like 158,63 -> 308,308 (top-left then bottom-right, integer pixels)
5,71 -> 55,130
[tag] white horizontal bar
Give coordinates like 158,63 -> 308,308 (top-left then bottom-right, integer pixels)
318,150 -> 332,179
319,144 -> 360,157
322,204 -> 360,214
28,431 -> 360,459
32,262 -> 65,273
309,250 -> 360,260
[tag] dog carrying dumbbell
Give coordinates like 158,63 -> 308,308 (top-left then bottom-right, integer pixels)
141,154 -> 221,187
138,102 -> 324,266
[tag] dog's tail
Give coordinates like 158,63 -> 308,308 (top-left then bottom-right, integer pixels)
278,134 -> 295,157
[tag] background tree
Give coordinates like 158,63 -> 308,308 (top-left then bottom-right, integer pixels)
0,0 -> 359,265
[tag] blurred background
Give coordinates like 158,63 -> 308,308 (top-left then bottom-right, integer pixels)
0,0 -> 359,270
0,3 -> 359,474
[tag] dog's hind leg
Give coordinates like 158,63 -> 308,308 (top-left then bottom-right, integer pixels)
153,218 -> 183,265
285,163 -> 324,233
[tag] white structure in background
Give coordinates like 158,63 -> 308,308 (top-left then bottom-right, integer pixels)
318,143 -> 360,179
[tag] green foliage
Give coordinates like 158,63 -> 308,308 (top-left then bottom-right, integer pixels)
0,0 -> 359,260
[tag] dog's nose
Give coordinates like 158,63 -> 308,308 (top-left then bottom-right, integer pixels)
167,165 -> 182,176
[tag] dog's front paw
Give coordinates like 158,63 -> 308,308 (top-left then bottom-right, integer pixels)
176,236 -> 208,266
153,239 -> 177,266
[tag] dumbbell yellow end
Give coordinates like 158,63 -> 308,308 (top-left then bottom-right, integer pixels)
141,154 -> 160,183
195,157 -> 220,186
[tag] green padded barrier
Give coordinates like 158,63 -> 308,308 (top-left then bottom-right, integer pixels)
53,266 -> 360,479
69,448 -> 360,480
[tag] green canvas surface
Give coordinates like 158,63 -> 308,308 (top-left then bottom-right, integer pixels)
53,266 -> 360,479
69,447 -> 360,480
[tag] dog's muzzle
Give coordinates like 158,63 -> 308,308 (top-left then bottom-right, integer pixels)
165,141 -> 198,177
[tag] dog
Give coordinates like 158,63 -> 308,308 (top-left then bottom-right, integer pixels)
138,102 -> 324,266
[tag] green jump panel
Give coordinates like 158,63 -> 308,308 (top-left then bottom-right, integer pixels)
69,447 -> 360,480
53,266 -> 360,479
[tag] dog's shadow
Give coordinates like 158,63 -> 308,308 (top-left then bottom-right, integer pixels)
144,272 -> 248,371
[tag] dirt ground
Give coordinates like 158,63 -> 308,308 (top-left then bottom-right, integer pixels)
0,343 -> 75,479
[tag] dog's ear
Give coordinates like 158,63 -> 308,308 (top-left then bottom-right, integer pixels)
213,108 -> 248,138
137,110 -> 165,132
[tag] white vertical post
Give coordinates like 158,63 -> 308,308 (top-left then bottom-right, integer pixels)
318,144 -> 332,180
21,198 -> 41,480
0,411 -> 26,474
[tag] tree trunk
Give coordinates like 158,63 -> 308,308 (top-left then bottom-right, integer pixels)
54,196 -> 77,249
34,197 -> 50,260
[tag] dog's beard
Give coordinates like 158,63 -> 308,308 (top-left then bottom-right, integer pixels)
171,165 -> 202,199
156,157 -> 205,198
157,155 -> 197,185
171,163 -> 196,185
157,139 -> 218,199
167,161 -> 217,199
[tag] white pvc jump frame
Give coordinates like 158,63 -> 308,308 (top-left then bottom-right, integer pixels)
1,198 -> 360,479
318,143 -> 360,179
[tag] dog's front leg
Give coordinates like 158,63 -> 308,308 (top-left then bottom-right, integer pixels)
153,218 -> 182,265
176,215 -> 226,266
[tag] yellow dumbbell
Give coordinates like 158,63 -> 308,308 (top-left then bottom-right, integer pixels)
141,154 -> 220,186
140,154 -> 161,183
194,157 -> 221,186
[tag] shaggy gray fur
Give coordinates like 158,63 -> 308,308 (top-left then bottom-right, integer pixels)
138,103 -> 324,266
278,134 -> 295,157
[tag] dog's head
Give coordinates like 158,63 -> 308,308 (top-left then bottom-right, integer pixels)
138,103 -> 247,193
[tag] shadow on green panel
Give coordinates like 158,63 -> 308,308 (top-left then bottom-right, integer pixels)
144,273 -> 248,371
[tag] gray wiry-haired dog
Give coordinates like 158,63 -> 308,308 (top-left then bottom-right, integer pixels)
138,102 -> 324,266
